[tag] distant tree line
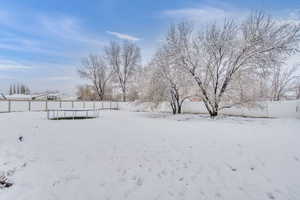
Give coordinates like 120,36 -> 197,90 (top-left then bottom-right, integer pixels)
9,83 -> 31,95
78,41 -> 141,101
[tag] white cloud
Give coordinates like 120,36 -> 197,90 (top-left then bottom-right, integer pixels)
163,6 -> 249,23
0,59 -> 32,71
0,10 -> 106,58
0,75 -> 14,80
40,16 -> 105,46
276,9 -> 300,26
106,31 -> 140,41
46,76 -> 74,81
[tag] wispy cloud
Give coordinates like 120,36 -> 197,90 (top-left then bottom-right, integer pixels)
163,6 -> 249,23
276,9 -> 300,25
0,10 -> 106,58
106,31 -> 141,41
40,16 -> 105,46
46,76 -> 74,81
0,59 -> 32,71
163,4 -> 300,27
0,75 -> 14,80
164,7 -> 224,19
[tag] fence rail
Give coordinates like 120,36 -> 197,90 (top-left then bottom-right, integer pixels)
0,100 -> 119,113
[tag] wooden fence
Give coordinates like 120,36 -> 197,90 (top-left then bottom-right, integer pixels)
0,100 -> 119,113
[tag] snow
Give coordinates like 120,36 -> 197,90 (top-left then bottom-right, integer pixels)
119,100 -> 300,118
0,110 -> 300,200
1,99 -> 299,118
5,94 -> 33,100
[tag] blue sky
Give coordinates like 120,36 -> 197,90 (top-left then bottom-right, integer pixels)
0,0 -> 299,94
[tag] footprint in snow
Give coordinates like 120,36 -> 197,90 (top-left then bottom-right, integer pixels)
18,136 -> 23,142
267,192 -> 276,199
136,177 -> 143,186
215,192 -> 222,198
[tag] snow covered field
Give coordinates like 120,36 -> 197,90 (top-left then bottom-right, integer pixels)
0,110 -> 300,200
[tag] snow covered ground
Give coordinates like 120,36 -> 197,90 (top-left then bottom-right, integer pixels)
0,110 -> 299,200
119,100 -> 300,118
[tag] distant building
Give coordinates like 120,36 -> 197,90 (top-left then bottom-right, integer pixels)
45,93 -> 60,101
4,93 -> 62,101
32,93 -> 77,101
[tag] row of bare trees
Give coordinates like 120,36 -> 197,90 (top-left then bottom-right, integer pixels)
78,12 -> 300,117
9,83 -> 30,95
78,41 -> 141,101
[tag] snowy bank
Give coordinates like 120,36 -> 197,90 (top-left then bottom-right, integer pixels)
118,100 -> 300,118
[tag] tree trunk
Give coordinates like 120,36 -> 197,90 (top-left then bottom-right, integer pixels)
176,100 -> 183,114
170,101 -> 177,114
210,110 -> 218,118
122,93 -> 126,102
177,105 -> 182,114
273,93 -> 280,101
202,99 -> 219,118
121,87 -> 126,102
172,108 -> 176,114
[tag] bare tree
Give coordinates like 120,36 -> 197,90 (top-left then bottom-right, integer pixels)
105,41 -> 141,102
150,47 -> 192,114
165,12 -> 300,117
78,54 -> 113,101
295,77 -> 300,99
76,85 -> 97,100
9,85 -> 12,95
226,68 -> 266,108
271,64 -> 299,101
9,83 -> 30,95
141,68 -> 170,107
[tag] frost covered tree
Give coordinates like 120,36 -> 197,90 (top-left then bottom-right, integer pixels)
295,77 -> 300,99
270,64 -> 299,101
76,85 -> 97,100
9,85 -> 12,95
13,84 -> 16,94
140,67 -> 170,107
9,83 -> 30,95
20,85 -> 26,94
105,41 -> 141,102
164,12 -> 300,117
78,54 -> 113,101
149,47 -> 192,114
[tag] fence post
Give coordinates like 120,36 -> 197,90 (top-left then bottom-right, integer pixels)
8,100 -> 11,112
59,100 -> 62,109
93,101 -> 95,110
28,101 -> 31,111
102,101 -> 104,109
83,101 -> 86,108
110,101 -> 112,110
72,101 -> 74,108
